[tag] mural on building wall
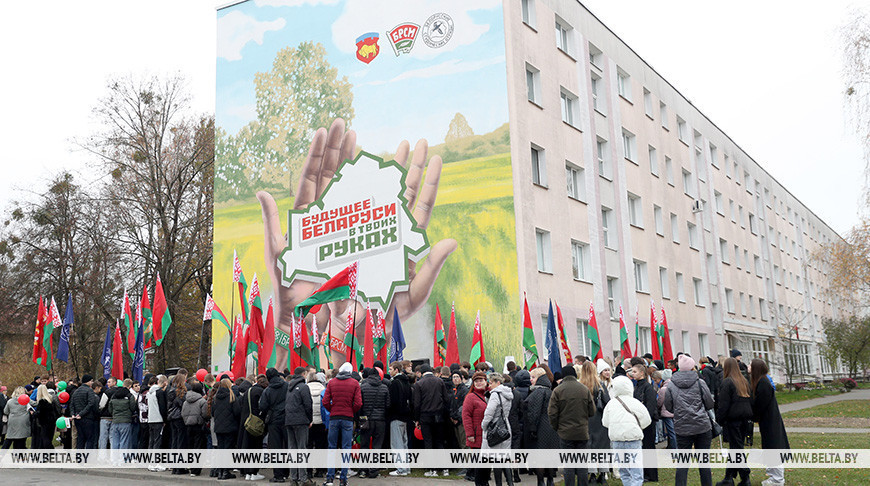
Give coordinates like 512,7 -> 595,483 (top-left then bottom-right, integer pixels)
213,0 -> 520,370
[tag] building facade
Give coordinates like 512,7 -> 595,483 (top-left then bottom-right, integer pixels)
507,0 -> 842,380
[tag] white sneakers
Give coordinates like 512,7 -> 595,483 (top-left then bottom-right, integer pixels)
347,470 -> 358,477
442,469 -> 450,476
249,474 -> 265,481
148,466 -> 166,472
424,470 -> 439,477
761,480 -> 785,486
389,470 -> 409,477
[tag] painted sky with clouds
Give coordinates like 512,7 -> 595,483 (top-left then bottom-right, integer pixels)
217,0 -> 508,154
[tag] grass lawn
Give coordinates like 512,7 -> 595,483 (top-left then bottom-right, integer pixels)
775,388 -> 846,405
783,400 -> 870,419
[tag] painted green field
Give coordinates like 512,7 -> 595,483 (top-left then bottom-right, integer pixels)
212,152 -> 520,365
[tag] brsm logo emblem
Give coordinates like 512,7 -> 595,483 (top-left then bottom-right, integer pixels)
356,32 -> 380,64
387,22 -> 419,56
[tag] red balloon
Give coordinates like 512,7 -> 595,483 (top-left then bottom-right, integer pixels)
58,391 -> 70,404
351,442 -> 361,450
376,367 -> 384,380
17,394 -> 29,406
196,369 -> 208,382
414,426 -> 423,441
225,371 -> 235,381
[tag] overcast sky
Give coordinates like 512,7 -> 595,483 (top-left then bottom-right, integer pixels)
0,0 -> 863,235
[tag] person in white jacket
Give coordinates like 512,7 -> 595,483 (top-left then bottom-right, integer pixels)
601,376 -> 651,486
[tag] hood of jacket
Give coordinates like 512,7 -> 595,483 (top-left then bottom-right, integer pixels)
530,375 -> 551,390
514,370 -> 531,388
287,376 -> 306,390
671,370 -> 700,389
392,373 -> 409,385
490,384 -> 513,404
363,375 -> 383,387
335,370 -> 353,380
611,376 -> 634,398
215,387 -> 231,400
268,376 -> 286,389
185,390 -> 203,404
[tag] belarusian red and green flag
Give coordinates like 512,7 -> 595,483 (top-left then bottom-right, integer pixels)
32,296 -> 48,366
363,302 -> 375,369
246,274 -> 265,372
233,250 -> 249,323
618,305 -> 632,360
294,261 -> 359,318
521,294 -> 538,369
446,302 -> 460,365
138,285 -> 153,350
587,301 -> 603,361
469,310 -> 485,366
375,309 -> 387,364
433,304 -> 446,367
111,320 -> 124,380
342,306 -> 362,370
308,314 -> 322,371
555,302 -> 572,364
231,315 -> 247,378
660,303 -> 674,364
634,309 -> 640,357
152,274 -> 172,346
122,289 -> 135,359
204,293 -> 231,359
650,300 -> 661,361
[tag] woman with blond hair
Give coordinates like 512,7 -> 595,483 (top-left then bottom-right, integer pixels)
33,384 -> 60,449
2,387 -> 31,449
581,360 -> 610,484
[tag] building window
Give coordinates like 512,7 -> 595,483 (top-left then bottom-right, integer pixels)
719,238 -> 729,264
607,277 -> 619,319
633,260 -> 649,292
774,265 -> 781,285
709,144 -> 718,168
750,338 -> 770,364
734,245 -> 742,269
749,213 -> 757,235
676,272 -> 685,302
597,138 -> 611,180
754,255 -> 762,276
526,63 -> 541,105
739,292 -> 747,316
566,163 -> 586,202
622,129 -> 637,162
555,16 -> 573,55
660,267 -> 669,299
693,277 -> 704,306
640,328 -> 651,355
617,68 -> 631,100
759,298 -> 768,321
601,207 -> 614,249
739,206 -> 745,228
648,145 -> 658,176
687,222 -> 699,249
749,295 -> 756,319
643,88 -> 654,118
576,319 -> 591,356
660,102 -> 668,129
665,156 -> 673,185
531,145 -> 546,187
682,169 -> 693,197
627,193 -> 643,227
521,0 -> 536,28
560,88 -> 579,128
571,240 -> 589,281
743,249 -> 749,272
682,331 -> 691,355
589,42 -> 602,68
725,153 -> 732,178
714,191 -> 724,215
725,288 -> 735,313
535,228 -> 552,273
699,333 -> 709,357
677,116 -> 687,143
591,74 -> 604,114
670,213 -> 679,243
730,200 -> 736,222
654,205 -> 664,236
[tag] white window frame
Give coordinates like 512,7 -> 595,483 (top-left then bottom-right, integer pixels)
693,277 -> 705,306
571,240 -> 590,281
665,156 -> 674,185
622,129 -> 637,162
531,144 -> 547,187
591,73 -> 604,114
554,16 -> 573,56
660,267 -> 670,299
566,162 -> 586,202
597,138 -> 611,180
648,145 -> 658,176
617,68 -> 631,101
676,272 -> 685,303
627,193 -> 643,227
535,228 -> 552,273
660,101 -> 668,129
643,88 -> 654,118
725,288 -> 735,314
521,0 -> 536,28
687,222 -> 699,250
654,205 -> 664,236
601,207 -> 614,249
560,87 -> 579,128
633,259 -> 649,293
526,63 -> 541,105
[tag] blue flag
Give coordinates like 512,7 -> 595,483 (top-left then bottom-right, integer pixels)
57,293 -> 74,362
545,300 -> 562,370
132,314 -> 145,383
389,306 -> 406,363
100,321 -> 113,379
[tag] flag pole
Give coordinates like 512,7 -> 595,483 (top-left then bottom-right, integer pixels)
350,298 -> 359,370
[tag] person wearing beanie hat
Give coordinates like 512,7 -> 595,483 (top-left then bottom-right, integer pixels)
549,361 -> 595,486
70,373 -> 100,449
324,360 -> 363,484
414,361 -> 451,478
665,353 -> 715,486
285,367 -> 313,484
597,358 -> 613,394
730,348 -> 742,359
259,367 -> 289,482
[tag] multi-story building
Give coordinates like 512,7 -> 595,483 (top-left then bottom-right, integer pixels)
508,0 -> 843,380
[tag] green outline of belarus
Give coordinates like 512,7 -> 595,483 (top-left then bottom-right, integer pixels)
278,151 -> 429,311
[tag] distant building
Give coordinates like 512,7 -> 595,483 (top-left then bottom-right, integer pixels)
509,0 -> 843,380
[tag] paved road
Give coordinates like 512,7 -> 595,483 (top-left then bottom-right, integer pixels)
778,389 -> 870,413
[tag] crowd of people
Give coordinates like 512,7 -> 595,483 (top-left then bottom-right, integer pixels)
0,348 -> 790,486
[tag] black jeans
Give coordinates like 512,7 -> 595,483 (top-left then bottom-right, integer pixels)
676,429 -> 713,486
560,438 -> 588,486
1,438 -> 26,449
722,422 -> 750,481
216,432 -> 237,477
643,422 -> 658,481
187,424 -> 206,475
267,421 -> 288,480
148,423 -> 164,450
361,420 -> 386,475
75,417 -> 97,449
241,429 -> 265,476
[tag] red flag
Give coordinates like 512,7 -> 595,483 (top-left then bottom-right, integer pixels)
555,303 -> 572,364
376,310 -> 388,364
231,315 -> 248,378
660,303 -> 674,364
650,301 -> 661,361
433,304 -> 445,367
152,274 -> 171,346
246,274 -> 265,366
619,306 -> 633,361
261,296 -> 276,373
111,321 -> 124,380
363,302 -> 374,368
32,296 -> 46,365
470,310 -> 485,366
122,290 -> 135,359
446,302 -> 460,365
140,285 -> 153,350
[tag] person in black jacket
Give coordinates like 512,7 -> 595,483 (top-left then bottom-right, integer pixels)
716,358 -> 753,486
360,367 -> 390,478
70,375 -> 99,449
210,377 -> 240,480
240,375 -> 267,481
32,385 -> 61,449
631,363 -> 659,483
167,375 -> 189,475
509,369 -> 530,483
388,362 -> 413,477
413,365 -> 450,477
750,359 -> 789,486
700,357 -> 722,410
259,368 -> 289,482
285,367 -> 313,484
